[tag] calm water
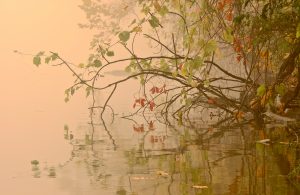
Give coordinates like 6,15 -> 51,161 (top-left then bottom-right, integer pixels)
1,1 -> 300,195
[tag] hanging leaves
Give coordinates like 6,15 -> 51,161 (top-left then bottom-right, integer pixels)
150,84 -> 166,94
133,98 -> 146,108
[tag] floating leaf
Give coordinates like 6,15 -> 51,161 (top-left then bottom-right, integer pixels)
64,97 -> 69,103
64,124 -> 69,131
31,160 -> 39,165
192,185 -> 208,189
156,170 -> 169,177
48,167 -> 56,178
116,189 -> 127,195
119,31 -> 130,42
256,139 -> 270,144
296,23 -> 300,38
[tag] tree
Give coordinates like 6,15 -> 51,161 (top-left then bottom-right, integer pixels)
32,0 -> 300,125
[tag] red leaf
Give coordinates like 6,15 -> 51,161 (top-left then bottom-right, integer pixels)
150,86 -> 161,94
149,121 -> 155,130
155,87 -> 160,93
140,98 -> 145,107
217,2 -> 225,11
150,87 -> 156,94
159,84 -> 166,93
224,0 -> 233,4
150,135 -> 155,143
133,98 -> 146,108
178,63 -> 184,70
149,100 -> 155,111
207,98 -> 216,104
225,12 -> 233,21
236,55 -> 242,62
133,124 -> 144,132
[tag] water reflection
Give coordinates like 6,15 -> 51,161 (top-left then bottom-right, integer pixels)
29,115 -> 300,195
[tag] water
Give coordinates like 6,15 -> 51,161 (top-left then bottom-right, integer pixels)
1,1 -> 300,194
25,117 -> 300,195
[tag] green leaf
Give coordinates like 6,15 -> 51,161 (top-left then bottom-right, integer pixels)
191,56 -> 203,70
118,31 -> 130,42
148,15 -> 159,28
185,98 -> 193,108
70,88 -> 75,95
106,51 -> 114,57
86,87 -> 92,97
45,56 -> 51,64
65,88 -> 70,95
223,28 -> 234,43
203,80 -> 210,88
158,6 -> 169,16
172,71 -> 178,77
51,53 -> 58,61
204,40 -> 217,56
159,59 -> 170,71
257,84 -> 266,97
233,14 -> 245,24
190,80 -> 198,88
33,56 -> 41,66
78,63 -> 85,68
275,83 -> 286,96
129,19 -> 136,27
125,65 -> 132,73
93,59 -> 102,67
